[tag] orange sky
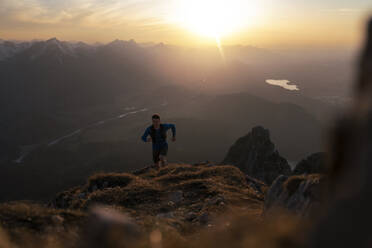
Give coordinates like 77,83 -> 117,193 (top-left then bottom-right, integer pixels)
0,0 -> 370,48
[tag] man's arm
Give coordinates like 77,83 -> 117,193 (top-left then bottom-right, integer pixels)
164,124 -> 176,138
141,127 -> 150,142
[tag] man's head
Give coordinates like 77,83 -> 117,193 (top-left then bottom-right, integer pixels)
152,114 -> 161,126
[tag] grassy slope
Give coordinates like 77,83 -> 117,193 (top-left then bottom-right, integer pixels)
0,163 -> 275,247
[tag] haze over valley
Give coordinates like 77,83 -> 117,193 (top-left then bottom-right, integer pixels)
0,37 -> 355,201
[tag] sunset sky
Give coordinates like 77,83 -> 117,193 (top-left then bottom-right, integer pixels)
0,0 -> 371,48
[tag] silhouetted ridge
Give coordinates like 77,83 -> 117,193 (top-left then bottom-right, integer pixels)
46,37 -> 59,43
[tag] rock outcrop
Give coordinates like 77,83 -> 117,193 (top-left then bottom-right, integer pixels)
293,152 -> 326,175
222,126 -> 291,185
49,163 -> 263,229
263,174 -> 325,216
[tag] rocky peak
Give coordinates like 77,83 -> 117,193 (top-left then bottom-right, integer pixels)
24,38 -> 77,62
251,126 -> 270,136
222,126 -> 291,185
46,37 -> 60,44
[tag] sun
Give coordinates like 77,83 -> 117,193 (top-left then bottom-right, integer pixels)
171,0 -> 260,39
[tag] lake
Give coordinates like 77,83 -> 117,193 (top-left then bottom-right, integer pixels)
266,79 -> 299,91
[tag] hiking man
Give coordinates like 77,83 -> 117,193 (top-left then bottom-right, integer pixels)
141,114 -> 176,169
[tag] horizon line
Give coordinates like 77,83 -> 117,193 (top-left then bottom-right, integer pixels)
0,36 -> 360,50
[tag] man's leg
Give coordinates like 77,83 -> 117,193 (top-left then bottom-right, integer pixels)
159,145 -> 168,167
152,149 -> 161,169
159,155 -> 168,167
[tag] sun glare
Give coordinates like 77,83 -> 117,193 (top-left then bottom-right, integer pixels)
171,0 -> 260,39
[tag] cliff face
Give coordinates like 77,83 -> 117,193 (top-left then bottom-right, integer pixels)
222,126 -> 291,185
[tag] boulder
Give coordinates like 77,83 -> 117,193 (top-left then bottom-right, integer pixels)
223,126 -> 291,184
264,174 -> 324,216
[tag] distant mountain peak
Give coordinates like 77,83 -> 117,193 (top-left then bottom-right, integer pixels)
108,39 -> 125,46
46,37 -> 60,43
107,39 -> 137,48
24,37 -> 77,62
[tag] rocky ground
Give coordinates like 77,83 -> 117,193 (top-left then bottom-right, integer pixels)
0,163 -> 273,248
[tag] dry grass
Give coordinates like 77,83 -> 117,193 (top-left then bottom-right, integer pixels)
86,173 -> 137,190
0,202 -> 85,230
155,165 -> 247,187
52,163 -> 262,211
0,208 -> 308,248
0,202 -> 85,247
0,163 -> 308,248
284,174 -> 323,197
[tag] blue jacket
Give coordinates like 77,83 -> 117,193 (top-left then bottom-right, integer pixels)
141,124 -> 176,150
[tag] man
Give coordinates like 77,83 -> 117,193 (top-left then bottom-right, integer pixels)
141,114 -> 176,169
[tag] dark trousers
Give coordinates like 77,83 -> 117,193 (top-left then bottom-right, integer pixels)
152,146 -> 168,163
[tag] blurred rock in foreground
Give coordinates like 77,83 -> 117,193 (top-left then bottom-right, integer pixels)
310,17 -> 372,248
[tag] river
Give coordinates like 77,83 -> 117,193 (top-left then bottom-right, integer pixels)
14,107 -> 150,164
